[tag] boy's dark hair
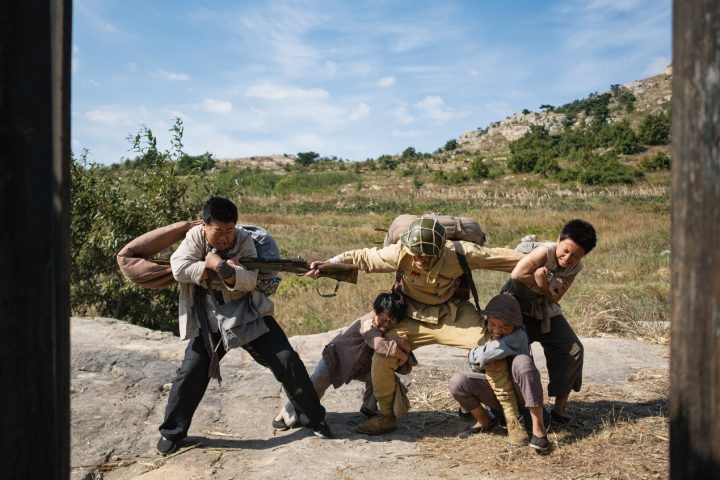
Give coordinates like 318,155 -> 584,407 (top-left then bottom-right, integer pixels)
560,219 -> 597,254
373,291 -> 407,321
202,196 -> 238,224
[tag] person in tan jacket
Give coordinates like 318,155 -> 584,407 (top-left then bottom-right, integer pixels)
306,217 -> 525,435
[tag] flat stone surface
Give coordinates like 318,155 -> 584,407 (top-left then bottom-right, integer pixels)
70,317 -> 668,480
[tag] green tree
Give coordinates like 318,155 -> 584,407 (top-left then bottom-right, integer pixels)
402,146 -> 418,159
444,139 -> 458,151
296,151 -> 320,166
71,120 -> 200,332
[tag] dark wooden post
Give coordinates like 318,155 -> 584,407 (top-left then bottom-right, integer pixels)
670,0 -> 720,477
0,1 -> 72,479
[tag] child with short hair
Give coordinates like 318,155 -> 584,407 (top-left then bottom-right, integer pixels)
503,218 -> 597,425
462,294 -> 549,450
273,291 -> 415,429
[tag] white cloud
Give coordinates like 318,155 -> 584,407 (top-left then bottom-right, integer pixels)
245,82 -> 329,101
377,76 -> 396,87
154,69 -> 190,81
324,61 -> 338,76
84,106 -> 131,126
392,106 -> 415,125
391,129 -> 423,138
197,98 -> 233,114
415,95 -> 461,123
350,102 -> 370,120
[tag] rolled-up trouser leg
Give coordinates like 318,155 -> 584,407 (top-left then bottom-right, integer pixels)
282,357 -> 333,425
486,360 -> 520,421
244,316 -> 326,427
510,354 -> 544,408
371,353 -> 401,415
448,372 -> 502,413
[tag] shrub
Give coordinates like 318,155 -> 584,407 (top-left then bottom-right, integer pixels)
638,111 -> 671,145
177,152 -> 215,174
274,171 -> 359,195
468,157 -> 489,180
508,126 -> 556,173
638,152 -> 671,171
575,152 -> 635,185
444,139 -> 458,151
216,167 -> 280,196
595,120 -> 643,154
71,121 -> 199,332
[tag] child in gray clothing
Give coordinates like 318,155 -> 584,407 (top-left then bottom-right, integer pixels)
459,293 -> 550,451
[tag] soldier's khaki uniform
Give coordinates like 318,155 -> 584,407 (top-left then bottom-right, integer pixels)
336,241 -> 524,416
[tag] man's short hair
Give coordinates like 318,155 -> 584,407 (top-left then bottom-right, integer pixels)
202,196 -> 238,224
560,219 -> 597,254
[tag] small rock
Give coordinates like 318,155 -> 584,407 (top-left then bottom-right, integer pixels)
162,383 -> 172,392
660,250 -> 670,257
521,234 -> 537,242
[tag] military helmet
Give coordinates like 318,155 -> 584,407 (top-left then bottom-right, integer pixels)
400,218 -> 446,257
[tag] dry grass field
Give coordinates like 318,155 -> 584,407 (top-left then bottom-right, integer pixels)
238,170 -> 670,344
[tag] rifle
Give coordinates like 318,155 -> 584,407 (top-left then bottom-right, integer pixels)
150,257 -> 358,296
234,258 -> 358,284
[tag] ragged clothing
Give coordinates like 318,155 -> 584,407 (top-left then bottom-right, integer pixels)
337,240 -> 523,325
502,241 -> 583,333
171,224 -> 273,341
468,328 -> 530,370
322,312 -> 416,388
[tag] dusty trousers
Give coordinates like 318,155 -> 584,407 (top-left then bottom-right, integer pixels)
370,301 -> 518,416
159,316 -> 325,440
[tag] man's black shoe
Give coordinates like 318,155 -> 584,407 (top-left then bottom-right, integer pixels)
311,421 -> 334,439
156,435 -> 179,456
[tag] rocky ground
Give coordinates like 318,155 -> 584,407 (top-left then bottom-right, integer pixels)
71,317 -> 669,480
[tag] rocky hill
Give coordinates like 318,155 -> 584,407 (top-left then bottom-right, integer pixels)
457,65 -> 672,157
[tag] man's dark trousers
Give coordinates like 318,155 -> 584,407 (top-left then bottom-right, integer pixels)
160,315 -> 325,440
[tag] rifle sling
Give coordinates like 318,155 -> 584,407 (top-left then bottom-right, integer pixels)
453,241 -> 481,312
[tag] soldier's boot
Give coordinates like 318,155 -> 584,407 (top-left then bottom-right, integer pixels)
506,417 -> 530,447
356,413 -> 397,435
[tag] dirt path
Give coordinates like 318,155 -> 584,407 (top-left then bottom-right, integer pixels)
70,317 -> 669,480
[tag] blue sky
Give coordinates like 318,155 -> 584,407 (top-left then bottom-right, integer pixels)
72,0 -> 671,164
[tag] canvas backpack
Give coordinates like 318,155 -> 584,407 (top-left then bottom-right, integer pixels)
380,213 -> 487,310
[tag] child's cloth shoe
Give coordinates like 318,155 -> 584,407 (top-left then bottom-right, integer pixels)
506,417 -> 530,446
272,417 -> 290,431
530,434 -> 550,452
457,416 -> 498,439
356,413 -> 397,435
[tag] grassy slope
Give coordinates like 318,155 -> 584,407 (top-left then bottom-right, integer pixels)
235,169 -> 670,340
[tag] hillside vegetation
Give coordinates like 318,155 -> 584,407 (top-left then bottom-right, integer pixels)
71,71 -> 671,341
